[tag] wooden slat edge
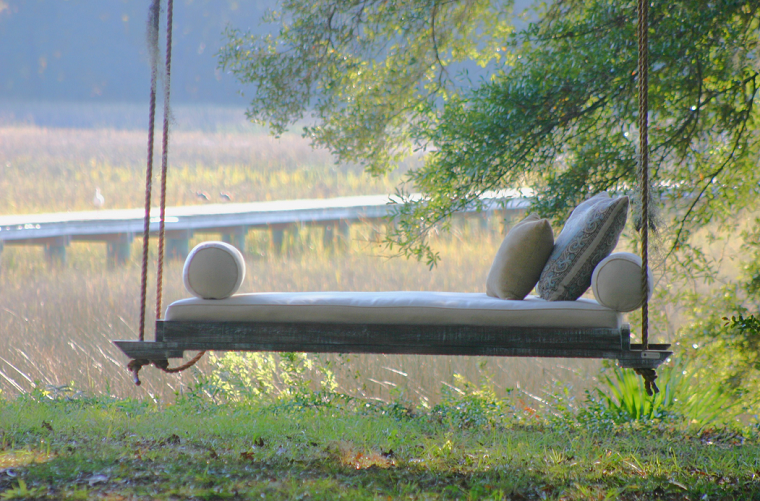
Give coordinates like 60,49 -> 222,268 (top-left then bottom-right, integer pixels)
159,321 -> 624,352
113,341 -> 184,360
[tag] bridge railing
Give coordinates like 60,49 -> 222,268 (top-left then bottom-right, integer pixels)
0,194 -> 529,267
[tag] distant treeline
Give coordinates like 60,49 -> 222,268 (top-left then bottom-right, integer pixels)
0,0 -> 273,104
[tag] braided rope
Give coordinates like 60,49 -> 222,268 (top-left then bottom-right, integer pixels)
138,0 -> 161,342
127,351 -> 207,386
129,0 -> 207,386
634,368 -> 659,396
634,0 -> 660,396
156,351 -> 207,374
155,0 -> 174,321
637,0 -> 650,351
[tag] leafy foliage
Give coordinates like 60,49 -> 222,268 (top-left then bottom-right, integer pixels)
195,351 -> 340,406
219,0 -> 516,176
0,479 -> 46,500
431,373 -> 514,429
666,216 -> 760,393
397,0 -> 760,263
222,0 -> 760,265
579,361 -> 749,429
721,314 -> 760,379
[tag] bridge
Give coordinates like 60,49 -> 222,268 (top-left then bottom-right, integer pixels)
0,194 -> 529,267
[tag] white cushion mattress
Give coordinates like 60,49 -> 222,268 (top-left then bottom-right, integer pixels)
165,292 -> 622,329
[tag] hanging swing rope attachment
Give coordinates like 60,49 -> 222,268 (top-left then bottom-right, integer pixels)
127,351 -> 207,386
130,0 -> 206,385
634,368 -> 660,397
634,0 -> 659,394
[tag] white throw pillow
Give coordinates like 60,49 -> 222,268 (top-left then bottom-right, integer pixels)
591,252 -> 652,312
183,241 -> 246,299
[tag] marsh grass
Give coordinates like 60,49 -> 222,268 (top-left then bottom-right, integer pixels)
0,125 -> 405,214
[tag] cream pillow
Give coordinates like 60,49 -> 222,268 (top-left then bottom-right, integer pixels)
486,214 -> 555,300
183,241 -> 246,299
538,193 -> 629,301
591,252 -> 652,312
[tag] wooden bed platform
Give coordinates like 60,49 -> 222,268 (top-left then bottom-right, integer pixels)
114,321 -> 671,370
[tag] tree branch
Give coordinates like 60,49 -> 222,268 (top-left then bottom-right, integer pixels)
664,86 -> 756,262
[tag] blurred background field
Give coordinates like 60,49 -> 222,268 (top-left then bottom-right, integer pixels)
0,103 -> 408,214
0,103 -> 604,403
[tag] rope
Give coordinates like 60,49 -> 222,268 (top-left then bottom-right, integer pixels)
138,0 -> 161,342
157,351 -> 207,373
127,351 -> 207,386
634,368 -> 659,396
637,0 -> 650,351
634,0 -> 661,397
155,0 -> 174,321
129,0 -> 207,386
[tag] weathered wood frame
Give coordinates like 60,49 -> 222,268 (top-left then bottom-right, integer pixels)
114,321 -> 671,370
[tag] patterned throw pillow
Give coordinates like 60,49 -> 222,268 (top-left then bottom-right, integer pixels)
537,193 -> 629,301
486,213 -> 554,300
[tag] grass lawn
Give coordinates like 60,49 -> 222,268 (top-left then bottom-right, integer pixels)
1,390 -> 758,500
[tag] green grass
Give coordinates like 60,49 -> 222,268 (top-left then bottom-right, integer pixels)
0,392 -> 758,500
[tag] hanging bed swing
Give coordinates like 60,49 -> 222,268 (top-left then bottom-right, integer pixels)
114,0 -> 670,395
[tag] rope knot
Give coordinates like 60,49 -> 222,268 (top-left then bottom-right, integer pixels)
126,351 -> 207,385
634,367 -> 659,396
127,358 -> 150,386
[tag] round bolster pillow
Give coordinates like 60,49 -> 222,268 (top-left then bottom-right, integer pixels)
183,241 -> 246,299
591,252 -> 652,312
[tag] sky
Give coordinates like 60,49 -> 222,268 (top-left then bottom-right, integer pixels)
0,0 -> 272,104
